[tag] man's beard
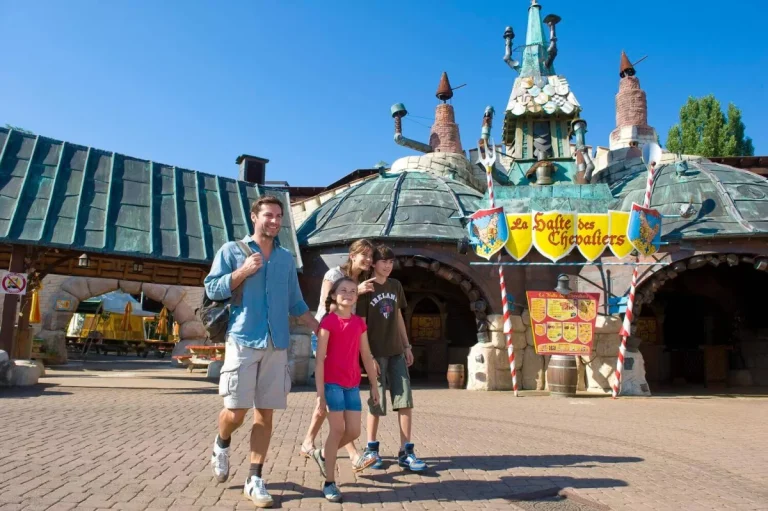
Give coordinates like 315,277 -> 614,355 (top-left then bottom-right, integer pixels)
259,224 -> 279,238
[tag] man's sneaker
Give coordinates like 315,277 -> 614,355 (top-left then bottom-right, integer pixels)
398,443 -> 427,472
351,450 -> 377,473
364,441 -> 384,469
244,475 -> 274,508
210,441 -> 230,483
311,448 -> 327,478
322,482 -> 342,503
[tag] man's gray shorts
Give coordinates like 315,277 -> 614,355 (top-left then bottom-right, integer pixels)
218,337 -> 291,410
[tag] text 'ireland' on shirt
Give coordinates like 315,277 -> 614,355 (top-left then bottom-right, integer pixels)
203,236 -> 309,350
356,278 -> 407,358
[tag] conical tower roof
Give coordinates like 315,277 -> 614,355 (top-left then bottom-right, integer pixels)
619,51 -> 635,78
436,72 -> 453,101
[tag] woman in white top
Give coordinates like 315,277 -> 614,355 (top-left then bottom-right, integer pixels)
302,239 -> 379,473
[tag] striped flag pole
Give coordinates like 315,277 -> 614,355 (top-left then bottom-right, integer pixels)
480,141 -> 518,396
611,154 -> 659,399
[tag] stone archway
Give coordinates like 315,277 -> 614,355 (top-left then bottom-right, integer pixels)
35,277 -> 206,365
633,253 -> 768,389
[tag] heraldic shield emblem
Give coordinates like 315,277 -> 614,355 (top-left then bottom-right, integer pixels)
468,206 -> 509,259
627,203 -> 662,256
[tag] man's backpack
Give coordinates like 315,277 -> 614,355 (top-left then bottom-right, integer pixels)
198,241 -> 254,344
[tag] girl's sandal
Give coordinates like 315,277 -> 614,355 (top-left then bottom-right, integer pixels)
300,444 -> 314,458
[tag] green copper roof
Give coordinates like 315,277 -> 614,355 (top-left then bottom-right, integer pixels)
487,183 -> 616,214
0,127 -> 302,268
606,158 -> 768,240
521,1 -> 554,78
298,170 -> 483,247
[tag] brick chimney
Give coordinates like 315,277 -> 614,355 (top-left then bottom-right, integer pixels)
236,154 -> 269,185
428,72 -> 464,155
609,51 -> 657,150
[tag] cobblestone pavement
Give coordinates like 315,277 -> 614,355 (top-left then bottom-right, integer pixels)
1,361 -> 768,511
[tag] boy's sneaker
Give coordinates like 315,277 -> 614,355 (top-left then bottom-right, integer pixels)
244,475 -> 274,508
210,441 -> 230,483
351,451 -> 377,472
398,443 -> 427,472
364,441 -> 384,469
323,482 -> 342,503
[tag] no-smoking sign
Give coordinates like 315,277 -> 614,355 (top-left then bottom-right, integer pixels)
0,272 -> 28,295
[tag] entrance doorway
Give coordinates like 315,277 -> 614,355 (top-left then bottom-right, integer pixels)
637,258 -> 768,391
390,261 -> 480,383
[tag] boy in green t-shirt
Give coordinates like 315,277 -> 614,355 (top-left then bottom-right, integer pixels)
356,245 -> 427,472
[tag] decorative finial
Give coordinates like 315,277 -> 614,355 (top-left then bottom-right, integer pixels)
436,72 -> 453,102
619,51 -> 635,78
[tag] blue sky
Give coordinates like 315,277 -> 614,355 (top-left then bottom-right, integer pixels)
2,1 -> 766,186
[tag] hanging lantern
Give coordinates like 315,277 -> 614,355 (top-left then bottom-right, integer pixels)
120,301 -> 133,331
29,287 -> 42,324
156,307 -> 168,336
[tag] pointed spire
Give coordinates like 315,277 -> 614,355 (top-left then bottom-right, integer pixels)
436,72 -> 453,102
520,0 -> 555,78
619,51 -> 635,78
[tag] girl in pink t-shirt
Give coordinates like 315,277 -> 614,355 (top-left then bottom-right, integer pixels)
313,277 -> 380,502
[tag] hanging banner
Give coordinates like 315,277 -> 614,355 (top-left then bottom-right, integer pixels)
576,213 -> 609,262
468,207 -> 508,260
526,290 -> 599,355
532,211 -> 577,262
627,203 -> 662,256
607,210 -> 633,259
504,213 -> 533,260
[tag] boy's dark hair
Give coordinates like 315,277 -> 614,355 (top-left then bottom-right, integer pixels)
372,244 -> 395,263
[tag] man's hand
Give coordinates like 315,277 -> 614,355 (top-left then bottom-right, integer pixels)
357,278 -> 376,295
404,347 -> 414,367
241,253 -> 263,276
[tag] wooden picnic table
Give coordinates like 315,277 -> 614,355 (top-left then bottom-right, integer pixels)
173,344 -> 226,372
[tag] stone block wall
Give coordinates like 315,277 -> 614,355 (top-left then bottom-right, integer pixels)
467,311 -> 634,393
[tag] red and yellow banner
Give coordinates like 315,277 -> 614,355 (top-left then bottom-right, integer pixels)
532,211 -> 577,262
526,290 -> 600,355
487,210 -> 635,261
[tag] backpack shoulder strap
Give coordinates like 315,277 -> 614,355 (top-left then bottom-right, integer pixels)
230,240 -> 254,306
235,240 -> 253,258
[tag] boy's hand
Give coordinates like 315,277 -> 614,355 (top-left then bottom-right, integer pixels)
404,347 -> 414,367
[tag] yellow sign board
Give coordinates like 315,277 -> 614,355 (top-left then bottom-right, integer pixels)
504,213 -> 533,260
532,211 -> 577,262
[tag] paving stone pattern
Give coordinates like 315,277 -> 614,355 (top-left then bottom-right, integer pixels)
2,377 -> 768,510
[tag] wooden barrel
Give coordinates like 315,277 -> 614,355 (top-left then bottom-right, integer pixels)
547,355 -> 577,397
447,364 -> 465,389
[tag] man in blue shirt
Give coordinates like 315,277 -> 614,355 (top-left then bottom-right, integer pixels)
205,196 -> 319,509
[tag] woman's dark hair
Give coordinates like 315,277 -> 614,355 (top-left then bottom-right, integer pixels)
323,277 -> 356,319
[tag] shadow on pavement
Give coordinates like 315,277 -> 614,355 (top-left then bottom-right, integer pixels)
269,473 -> 628,505
0,383 -> 72,399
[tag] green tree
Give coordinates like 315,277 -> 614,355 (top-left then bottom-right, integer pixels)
666,95 -> 754,157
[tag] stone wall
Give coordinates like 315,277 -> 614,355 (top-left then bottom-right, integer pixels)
467,311 -> 643,394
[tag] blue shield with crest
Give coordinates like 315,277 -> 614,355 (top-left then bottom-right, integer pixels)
627,203 -> 662,256
468,206 -> 509,260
